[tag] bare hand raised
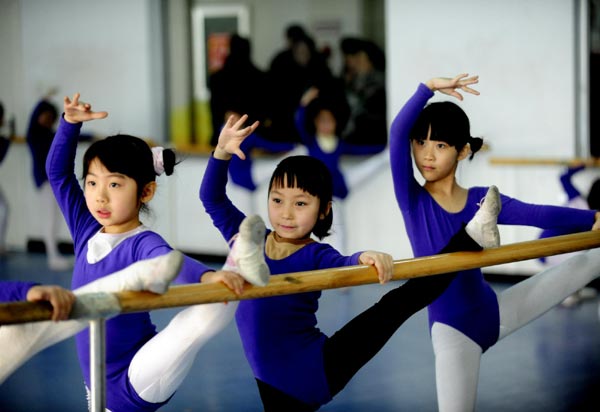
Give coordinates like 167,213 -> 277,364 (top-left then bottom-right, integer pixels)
63,93 -> 108,124
425,73 -> 480,101
214,114 -> 259,161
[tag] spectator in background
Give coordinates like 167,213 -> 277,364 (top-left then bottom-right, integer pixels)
340,37 -> 387,150
0,102 -> 14,255
209,34 -> 270,147
266,24 -> 333,143
26,95 -> 72,271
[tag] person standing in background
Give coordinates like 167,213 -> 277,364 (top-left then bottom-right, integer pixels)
538,164 -> 600,307
26,93 -> 72,271
0,101 -> 15,256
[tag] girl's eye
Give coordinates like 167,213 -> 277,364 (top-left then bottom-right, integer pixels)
86,181 -> 96,187
110,182 -> 120,188
271,198 -> 281,204
437,143 -> 446,149
296,201 -> 306,207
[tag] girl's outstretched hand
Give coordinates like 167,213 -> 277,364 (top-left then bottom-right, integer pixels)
214,114 -> 259,161
359,251 -> 394,284
63,93 -> 108,124
425,73 -> 480,101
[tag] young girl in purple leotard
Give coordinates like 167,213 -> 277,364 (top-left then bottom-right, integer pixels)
45,93 -> 268,411
201,113 -> 502,411
390,73 -> 600,412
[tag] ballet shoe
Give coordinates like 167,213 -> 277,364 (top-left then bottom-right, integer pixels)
140,250 -> 184,294
75,250 -> 183,295
466,185 -> 501,249
561,287 -> 598,308
230,215 -> 270,286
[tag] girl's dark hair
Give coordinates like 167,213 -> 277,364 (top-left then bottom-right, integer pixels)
82,134 -> 177,209
269,155 -> 333,239
588,179 -> 600,210
410,101 -> 483,160
305,97 -> 348,136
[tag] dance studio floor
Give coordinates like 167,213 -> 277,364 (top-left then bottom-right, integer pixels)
1,250 -> 600,411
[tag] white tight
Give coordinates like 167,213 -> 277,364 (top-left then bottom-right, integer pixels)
433,247 -> 600,412
125,256 -> 239,404
0,256 -> 174,385
127,301 -> 237,403
38,182 -> 63,261
0,253 -> 236,407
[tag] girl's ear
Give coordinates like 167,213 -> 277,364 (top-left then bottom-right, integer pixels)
141,182 -> 157,203
457,143 -> 471,161
320,201 -> 332,220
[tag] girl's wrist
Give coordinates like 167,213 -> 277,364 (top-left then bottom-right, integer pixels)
63,114 -> 79,124
213,147 -> 232,160
424,80 -> 436,91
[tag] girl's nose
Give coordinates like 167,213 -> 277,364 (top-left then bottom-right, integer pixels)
281,205 -> 293,219
96,189 -> 107,203
423,143 -> 434,160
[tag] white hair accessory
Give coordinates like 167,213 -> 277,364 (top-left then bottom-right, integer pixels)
151,146 -> 165,175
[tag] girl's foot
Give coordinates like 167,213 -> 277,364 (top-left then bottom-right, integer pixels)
76,250 -> 183,295
230,215 -> 270,286
466,185 -> 501,249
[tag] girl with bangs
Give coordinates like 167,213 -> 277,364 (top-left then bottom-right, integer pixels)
201,114 -> 501,411
389,73 -> 600,412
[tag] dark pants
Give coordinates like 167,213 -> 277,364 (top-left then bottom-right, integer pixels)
257,226 -> 481,411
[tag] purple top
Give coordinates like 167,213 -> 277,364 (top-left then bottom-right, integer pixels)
0,281 -> 37,302
46,117 -> 212,412
389,83 -> 596,351
294,105 -> 386,199
200,156 -> 362,406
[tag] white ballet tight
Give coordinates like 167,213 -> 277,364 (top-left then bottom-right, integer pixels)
39,182 -> 62,260
128,301 -> 237,402
432,247 -> 600,412
0,253 -> 181,385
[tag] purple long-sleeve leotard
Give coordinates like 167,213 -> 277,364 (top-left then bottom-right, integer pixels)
200,156 -> 362,406
0,281 -> 38,302
46,117 -> 212,412
389,83 -> 596,351
294,105 -> 385,200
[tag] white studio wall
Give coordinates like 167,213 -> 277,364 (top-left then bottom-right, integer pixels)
0,0 -> 591,276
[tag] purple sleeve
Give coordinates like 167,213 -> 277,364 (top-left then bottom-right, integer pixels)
499,193 -> 596,232
249,132 -> 296,153
560,166 -> 584,201
389,83 -> 434,212
46,117 -> 100,254
339,141 -> 386,155
200,156 -> 246,243
0,281 -> 38,302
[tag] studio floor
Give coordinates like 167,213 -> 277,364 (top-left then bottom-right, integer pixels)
1,250 -> 600,412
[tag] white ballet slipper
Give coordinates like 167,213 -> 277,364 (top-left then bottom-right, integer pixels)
466,185 -> 501,249
228,215 -> 270,286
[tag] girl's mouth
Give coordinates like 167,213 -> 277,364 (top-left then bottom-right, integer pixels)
97,210 -> 111,219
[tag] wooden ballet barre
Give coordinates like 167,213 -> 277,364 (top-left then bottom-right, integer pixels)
489,157 -> 600,167
1,230 -> 599,325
